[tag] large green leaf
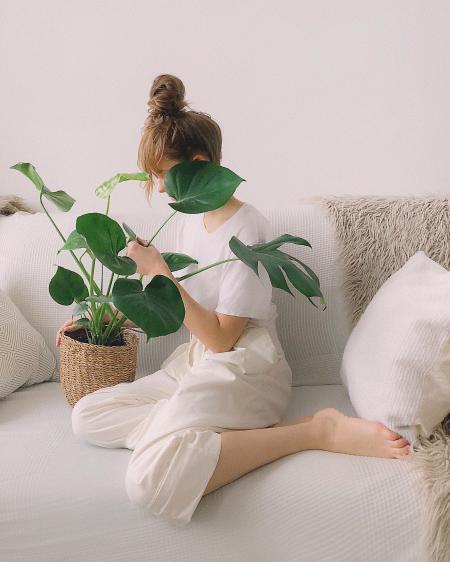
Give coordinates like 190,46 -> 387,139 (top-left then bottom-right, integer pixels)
161,252 -> 198,272
164,160 -> 245,213
95,172 -> 149,199
10,162 -> 75,211
72,301 -> 89,316
76,213 -> 136,275
229,235 -> 326,309
49,266 -> 89,305
57,230 -> 93,256
112,276 -> 185,341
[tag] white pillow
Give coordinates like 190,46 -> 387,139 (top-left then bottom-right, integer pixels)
340,251 -> 450,446
0,289 -> 56,399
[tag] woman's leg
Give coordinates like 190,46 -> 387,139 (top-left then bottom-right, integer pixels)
72,369 -> 178,449
270,415 -> 313,427
203,408 -> 412,495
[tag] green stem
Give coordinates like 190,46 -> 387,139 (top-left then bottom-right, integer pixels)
176,258 -> 239,281
102,308 -> 120,344
39,193 -> 117,324
106,271 -> 115,296
89,258 -> 100,342
147,209 -> 178,246
138,209 -> 178,284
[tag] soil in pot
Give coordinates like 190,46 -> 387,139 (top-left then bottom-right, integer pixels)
67,329 -> 124,347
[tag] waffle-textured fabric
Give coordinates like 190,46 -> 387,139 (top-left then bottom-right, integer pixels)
0,203 -> 425,561
340,251 -> 450,447
0,380 -> 422,562
0,204 -> 349,387
0,288 -> 56,398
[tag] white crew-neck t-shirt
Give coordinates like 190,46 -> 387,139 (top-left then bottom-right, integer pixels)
174,202 -> 278,328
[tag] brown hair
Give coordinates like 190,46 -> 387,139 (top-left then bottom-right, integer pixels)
137,74 -> 222,202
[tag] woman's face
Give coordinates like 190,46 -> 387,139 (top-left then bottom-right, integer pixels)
153,159 -> 181,197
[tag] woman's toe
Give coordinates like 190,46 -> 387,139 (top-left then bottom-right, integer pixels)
390,437 -> 409,448
393,445 -> 411,459
383,427 -> 402,440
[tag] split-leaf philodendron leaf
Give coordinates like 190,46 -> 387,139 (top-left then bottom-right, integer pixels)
229,234 -> 326,309
76,213 -> 137,276
49,266 -> 89,305
112,277 -> 185,342
165,160 -> 245,213
161,252 -> 198,272
10,162 -> 75,212
95,172 -> 149,199
57,230 -> 93,256
72,301 -> 89,316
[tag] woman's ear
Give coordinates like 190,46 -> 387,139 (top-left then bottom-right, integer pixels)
192,153 -> 209,162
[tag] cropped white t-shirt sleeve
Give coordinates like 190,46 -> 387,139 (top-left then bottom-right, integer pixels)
215,220 -> 274,320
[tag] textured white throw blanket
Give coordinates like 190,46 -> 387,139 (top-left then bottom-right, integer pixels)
0,194 -> 35,216
316,195 -> 450,562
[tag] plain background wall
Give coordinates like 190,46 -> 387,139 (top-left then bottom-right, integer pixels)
1,0 -> 449,215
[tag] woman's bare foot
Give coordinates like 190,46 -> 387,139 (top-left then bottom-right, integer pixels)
311,408 -> 412,459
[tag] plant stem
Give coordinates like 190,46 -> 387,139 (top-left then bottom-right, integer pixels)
176,257 -> 239,281
39,193 -> 117,326
106,271 -> 115,296
102,308 -> 120,344
138,209 -> 178,284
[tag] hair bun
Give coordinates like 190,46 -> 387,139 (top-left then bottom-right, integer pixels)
148,74 -> 188,118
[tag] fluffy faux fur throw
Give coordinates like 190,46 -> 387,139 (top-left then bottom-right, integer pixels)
315,194 -> 449,562
0,194 -> 35,216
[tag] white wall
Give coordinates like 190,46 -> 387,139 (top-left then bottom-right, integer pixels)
1,0 -> 449,215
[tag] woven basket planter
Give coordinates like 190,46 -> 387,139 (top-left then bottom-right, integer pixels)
59,328 -> 139,407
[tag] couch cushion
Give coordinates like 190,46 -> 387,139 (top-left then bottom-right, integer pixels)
0,203 -> 350,385
0,381 -> 422,562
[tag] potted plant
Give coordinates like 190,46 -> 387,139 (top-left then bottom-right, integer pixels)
10,160 -> 326,407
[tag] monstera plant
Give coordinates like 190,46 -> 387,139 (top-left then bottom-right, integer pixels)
10,160 -> 326,348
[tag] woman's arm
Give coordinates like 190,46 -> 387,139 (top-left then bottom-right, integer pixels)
124,238 -> 247,351
166,271 -> 248,353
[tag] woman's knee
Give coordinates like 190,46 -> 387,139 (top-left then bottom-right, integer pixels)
71,391 -> 106,441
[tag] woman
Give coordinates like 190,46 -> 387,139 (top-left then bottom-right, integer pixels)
57,74 -> 411,527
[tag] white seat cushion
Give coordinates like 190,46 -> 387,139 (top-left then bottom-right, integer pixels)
0,381 -> 422,562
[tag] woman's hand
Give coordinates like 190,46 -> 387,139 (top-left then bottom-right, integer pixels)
127,236 -> 172,277
56,318 -> 82,347
56,309 -> 137,347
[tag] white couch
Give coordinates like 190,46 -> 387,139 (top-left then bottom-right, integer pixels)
0,203 -> 423,562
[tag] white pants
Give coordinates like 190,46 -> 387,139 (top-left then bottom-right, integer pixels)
71,324 -> 293,527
